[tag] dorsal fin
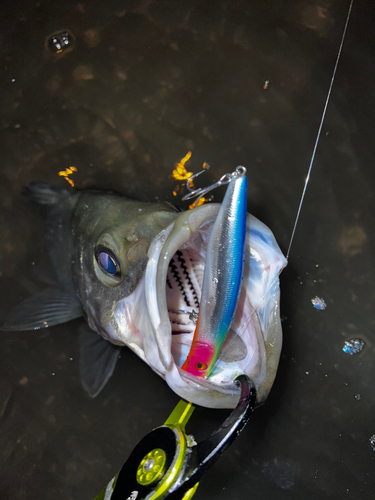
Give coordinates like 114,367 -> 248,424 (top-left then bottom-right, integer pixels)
23,181 -> 69,206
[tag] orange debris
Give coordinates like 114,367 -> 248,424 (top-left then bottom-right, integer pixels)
189,197 -> 208,210
172,151 -> 193,182
58,166 -> 77,187
171,153 -> 209,209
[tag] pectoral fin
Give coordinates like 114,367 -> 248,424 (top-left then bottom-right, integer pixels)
1,288 -> 83,331
79,325 -> 121,398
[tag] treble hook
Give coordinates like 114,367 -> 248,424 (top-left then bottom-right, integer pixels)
185,164 -> 211,193
182,165 -> 247,204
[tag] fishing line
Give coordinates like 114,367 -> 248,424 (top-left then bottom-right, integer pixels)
286,0 -> 354,259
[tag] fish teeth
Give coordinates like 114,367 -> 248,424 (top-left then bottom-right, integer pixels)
176,250 -> 200,309
166,247 -> 204,337
167,257 -> 183,292
168,309 -> 195,335
166,250 -> 200,310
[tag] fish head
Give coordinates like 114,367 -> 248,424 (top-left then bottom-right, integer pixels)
71,193 -> 179,342
77,195 -> 287,409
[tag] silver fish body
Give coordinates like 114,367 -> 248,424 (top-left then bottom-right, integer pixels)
2,182 -> 287,408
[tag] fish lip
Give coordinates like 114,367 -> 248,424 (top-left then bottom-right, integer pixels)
175,366 -> 238,394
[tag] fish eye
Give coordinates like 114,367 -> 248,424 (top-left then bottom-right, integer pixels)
95,247 -> 121,278
195,362 -> 208,371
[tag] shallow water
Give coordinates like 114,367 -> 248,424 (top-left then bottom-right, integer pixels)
0,0 -> 374,499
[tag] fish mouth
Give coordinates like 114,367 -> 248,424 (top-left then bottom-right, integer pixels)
142,204 -> 286,409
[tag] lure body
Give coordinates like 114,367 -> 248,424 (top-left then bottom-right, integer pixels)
182,167 -> 247,377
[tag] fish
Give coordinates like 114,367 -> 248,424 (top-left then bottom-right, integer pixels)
1,181 -> 287,409
182,167 -> 247,377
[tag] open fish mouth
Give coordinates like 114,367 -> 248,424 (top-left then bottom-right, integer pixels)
148,204 -> 287,408
117,204 -> 286,409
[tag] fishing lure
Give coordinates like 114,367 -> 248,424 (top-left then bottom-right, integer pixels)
182,166 -> 247,378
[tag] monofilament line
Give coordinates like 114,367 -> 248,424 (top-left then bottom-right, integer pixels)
286,0 -> 354,259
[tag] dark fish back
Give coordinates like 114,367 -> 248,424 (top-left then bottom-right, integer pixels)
25,182 -> 81,294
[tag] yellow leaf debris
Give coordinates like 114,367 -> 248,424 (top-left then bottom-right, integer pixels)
58,166 -> 77,187
189,197 -> 208,210
172,151 -> 193,182
171,153 -> 209,209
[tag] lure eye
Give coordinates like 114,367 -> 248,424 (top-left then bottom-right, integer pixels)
95,247 -> 121,277
195,362 -> 208,371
